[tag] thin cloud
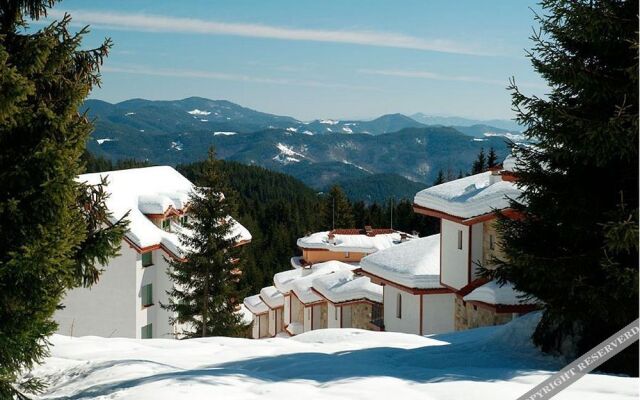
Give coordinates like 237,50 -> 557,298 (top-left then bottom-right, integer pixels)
358,68 -> 545,88
102,65 -> 377,91
47,10 -> 492,56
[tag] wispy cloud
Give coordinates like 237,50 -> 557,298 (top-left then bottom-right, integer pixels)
358,68 -> 545,88
47,10 -> 492,56
102,65 -> 377,91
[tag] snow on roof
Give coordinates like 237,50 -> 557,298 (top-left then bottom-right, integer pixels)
259,286 -> 284,309
78,166 -> 251,256
273,260 -> 356,299
243,294 -> 269,315
297,230 -> 408,253
360,234 -> 443,289
463,280 -> 537,306
312,270 -> 382,304
414,171 -> 521,219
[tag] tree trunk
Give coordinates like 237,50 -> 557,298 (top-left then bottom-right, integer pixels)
202,273 -> 208,338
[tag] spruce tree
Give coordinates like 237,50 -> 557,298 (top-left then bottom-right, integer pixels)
0,1 -> 126,396
163,150 -> 248,338
322,185 -> 355,229
486,147 -> 498,169
433,170 -> 446,185
492,0 -> 638,374
471,147 -> 487,174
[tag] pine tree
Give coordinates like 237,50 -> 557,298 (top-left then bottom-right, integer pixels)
471,147 -> 487,174
433,169 -> 446,185
486,147 -> 498,169
321,185 -> 355,229
163,150 -> 248,338
0,1 -> 127,397
492,0 -> 638,374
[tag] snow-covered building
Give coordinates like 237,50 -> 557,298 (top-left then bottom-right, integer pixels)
412,159 -> 537,330
54,166 -> 251,339
243,294 -> 269,339
295,228 -> 410,265
259,286 -> 285,337
360,234 -> 455,335
311,269 -> 383,330
274,260 -> 357,335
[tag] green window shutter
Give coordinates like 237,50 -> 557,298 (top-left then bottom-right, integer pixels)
142,284 -> 153,307
141,323 -> 152,339
141,251 -> 152,267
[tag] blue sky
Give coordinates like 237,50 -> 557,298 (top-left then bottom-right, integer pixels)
39,1 -> 546,121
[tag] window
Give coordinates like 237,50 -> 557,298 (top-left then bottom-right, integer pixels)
162,219 -> 171,231
345,251 -> 350,258
308,308 -> 312,319
457,230 -> 463,250
141,323 -> 152,339
396,293 -> 402,319
489,234 -> 495,250
334,307 -> 338,320
141,251 -> 153,267
142,284 -> 153,307
180,215 -> 189,226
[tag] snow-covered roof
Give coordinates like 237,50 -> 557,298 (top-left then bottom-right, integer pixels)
360,234 -> 443,289
290,256 -> 305,269
259,286 -> 284,309
414,171 -> 521,220
274,260 -> 357,300
463,281 -> 537,306
78,166 -> 251,257
297,230 -> 409,253
243,294 -> 269,315
312,270 -> 382,304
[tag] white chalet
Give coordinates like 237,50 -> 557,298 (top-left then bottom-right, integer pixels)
54,166 -> 251,339
412,159 -> 537,330
360,234 -> 455,335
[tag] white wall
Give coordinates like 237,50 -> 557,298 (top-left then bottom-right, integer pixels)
303,306 -> 312,332
383,285 -> 420,335
421,293 -> 455,334
268,309 -> 276,337
251,315 -> 259,339
327,303 -> 341,329
283,294 -> 291,325
470,222 -> 484,281
54,240 -> 137,338
441,220 -> 470,290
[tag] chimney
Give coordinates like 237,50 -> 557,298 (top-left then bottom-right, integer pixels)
489,168 -> 502,185
400,232 -> 408,241
302,263 -> 313,276
328,232 -> 336,244
365,225 -> 373,236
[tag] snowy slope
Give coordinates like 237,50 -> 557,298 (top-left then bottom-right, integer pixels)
28,313 -> 637,399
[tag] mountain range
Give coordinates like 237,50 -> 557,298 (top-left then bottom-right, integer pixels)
83,97 -> 518,201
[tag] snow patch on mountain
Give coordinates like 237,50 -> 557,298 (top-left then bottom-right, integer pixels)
96,138 -> 115,145
342,160 -> 372,173
188,109 -> 211,116
320,119 -> 339,125
342,126 -> 353,134
170,141 -> 183,151
273,143 -> 306,165
213,131 -> 237,136
484,132 -> 526,141
124,112 -> 135,116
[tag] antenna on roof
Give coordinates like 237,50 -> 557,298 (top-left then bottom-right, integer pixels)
332,197 -> 335,230
390,198 -> 394,230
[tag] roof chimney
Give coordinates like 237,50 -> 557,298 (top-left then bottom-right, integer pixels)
365,225 -> 373,236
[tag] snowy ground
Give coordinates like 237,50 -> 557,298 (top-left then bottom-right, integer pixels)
29,313 -> 638,399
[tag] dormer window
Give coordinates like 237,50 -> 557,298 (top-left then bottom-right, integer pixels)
180,215 -> 189,226
162,219 -> 171,232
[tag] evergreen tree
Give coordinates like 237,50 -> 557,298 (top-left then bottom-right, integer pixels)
164,150 -> 247,338
491,0 -> 638,374
486,147 -> 498,168
433,169 -> 446,185
321,185 -> 355,229
471,147 -> 487,174
0,2 -> 128,397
